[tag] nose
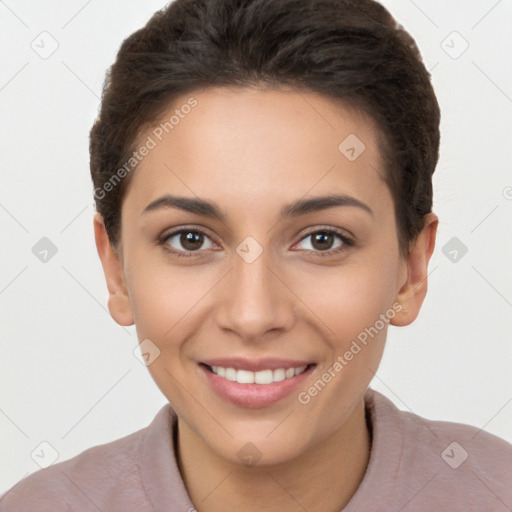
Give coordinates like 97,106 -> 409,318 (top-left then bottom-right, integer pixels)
214,246 -> 295,342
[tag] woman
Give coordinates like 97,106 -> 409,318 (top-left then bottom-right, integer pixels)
2,0 -> 511,510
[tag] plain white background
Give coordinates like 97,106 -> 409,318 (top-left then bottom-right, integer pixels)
1,0 -> 511,495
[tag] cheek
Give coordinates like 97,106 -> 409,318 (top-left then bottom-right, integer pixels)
292,253 -> 399,346
126,261 -> 212,406
127,237 -> 399,350
127,256 -> 214,339
291,260 -> 396,425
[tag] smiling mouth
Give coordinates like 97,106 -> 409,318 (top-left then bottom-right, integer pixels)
201,363 -> 316,385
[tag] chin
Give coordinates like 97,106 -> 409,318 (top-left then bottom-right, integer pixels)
213,435 -> 310,468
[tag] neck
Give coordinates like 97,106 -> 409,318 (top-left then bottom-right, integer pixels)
176,397 -> 371,512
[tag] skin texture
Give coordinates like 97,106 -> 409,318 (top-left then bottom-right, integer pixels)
94,86 -> 437,512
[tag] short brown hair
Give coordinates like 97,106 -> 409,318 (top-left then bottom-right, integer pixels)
89,0 -> 440,256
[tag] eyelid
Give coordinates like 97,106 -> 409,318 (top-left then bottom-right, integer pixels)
159,225 -> 215,242
158,226 -> 219,258
296,224 -> 354,242
292,226 -> 354,255
158,224 -> 354,257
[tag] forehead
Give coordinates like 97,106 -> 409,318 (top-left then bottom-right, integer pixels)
125,86 -> 390,217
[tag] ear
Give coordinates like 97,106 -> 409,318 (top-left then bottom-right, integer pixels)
93,212 -> 134,326
390,213 -> 438,326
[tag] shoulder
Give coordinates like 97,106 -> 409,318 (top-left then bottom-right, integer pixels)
395,396 -> 512,470
366,388 -> 512,510
0,406 -> 174,512
0,430 -> 143,512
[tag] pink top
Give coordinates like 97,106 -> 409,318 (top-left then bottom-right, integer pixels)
1,388 -> 511,511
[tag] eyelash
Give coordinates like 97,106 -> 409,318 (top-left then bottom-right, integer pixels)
158,226 -> 354,259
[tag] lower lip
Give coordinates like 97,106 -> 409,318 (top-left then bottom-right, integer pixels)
200,364 -> 315,409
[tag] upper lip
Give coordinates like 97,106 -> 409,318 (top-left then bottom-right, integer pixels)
200,357 -> 315,372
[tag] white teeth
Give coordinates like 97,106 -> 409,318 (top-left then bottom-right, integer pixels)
273,368 -> 286,382
254,369 -> 273,384
225,367 -> 237,381
209,365 -> 309,384
236,370 -> 255,384
294,365 -> 306,376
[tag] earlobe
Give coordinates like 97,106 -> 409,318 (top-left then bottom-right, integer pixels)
93,212 -> 134,327
390,213 -> 438,327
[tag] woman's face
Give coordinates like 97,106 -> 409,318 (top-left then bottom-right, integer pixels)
99,86 -> 427,466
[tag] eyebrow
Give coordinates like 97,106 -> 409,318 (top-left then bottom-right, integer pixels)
142,193 -> 373,220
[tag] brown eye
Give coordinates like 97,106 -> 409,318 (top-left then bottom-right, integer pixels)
161,229 -> 215,254
310,231 -> 336,251
295,228 -> 353,256
180,231 -> 204,251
